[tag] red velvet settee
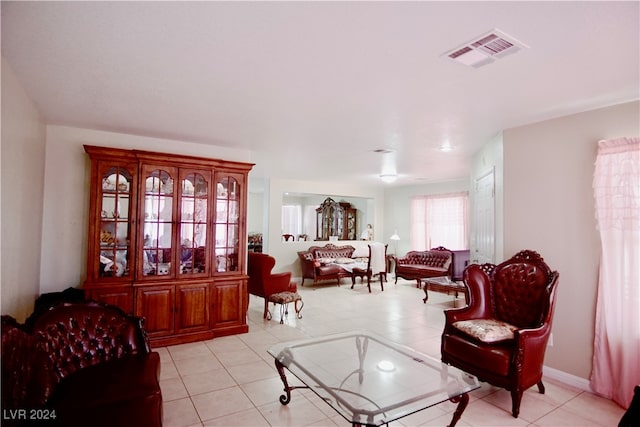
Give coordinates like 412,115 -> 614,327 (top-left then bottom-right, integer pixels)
1,301 -> 162,427
297,244 -> 356,286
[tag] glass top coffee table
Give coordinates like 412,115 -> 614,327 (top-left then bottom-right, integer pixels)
268,330 -> 478,427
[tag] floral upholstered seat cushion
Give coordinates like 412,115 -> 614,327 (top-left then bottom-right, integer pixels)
452,318 -> 518,343
268,291 -> 302,304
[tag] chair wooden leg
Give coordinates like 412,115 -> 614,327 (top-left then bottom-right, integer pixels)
263,300 -> 270,319
537,380 -> 545,394
511,390 -> 523,418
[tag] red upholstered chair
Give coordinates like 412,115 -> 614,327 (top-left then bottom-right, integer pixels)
441,250 -> 559,418
1,301 -> 162,427
248,252 -> 297,319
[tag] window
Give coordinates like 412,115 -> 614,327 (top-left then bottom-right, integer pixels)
411,192 -> 469,250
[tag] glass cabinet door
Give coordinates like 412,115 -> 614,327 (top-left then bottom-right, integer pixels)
215,175 -> 242,272
141,167 -> 176,277
179,170 -> 210,275
98,166 -> 134,278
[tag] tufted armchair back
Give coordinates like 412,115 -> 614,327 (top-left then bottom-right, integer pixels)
31,302 -> 150,386
491,252 -> 555,328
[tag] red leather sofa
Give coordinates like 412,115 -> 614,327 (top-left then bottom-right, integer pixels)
394,247 -> 453,287
297,244 -> 356,285
1,301 -> 162,427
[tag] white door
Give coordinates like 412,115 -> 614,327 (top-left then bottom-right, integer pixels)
472,169 -> 495,264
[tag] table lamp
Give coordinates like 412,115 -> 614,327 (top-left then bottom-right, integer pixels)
389,231 -> 400,255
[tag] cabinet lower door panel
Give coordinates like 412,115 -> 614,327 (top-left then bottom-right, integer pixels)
135,286 -> 175,337
176,283 -> 210,333
212,280 -> 245,327
87,286 -> 133,315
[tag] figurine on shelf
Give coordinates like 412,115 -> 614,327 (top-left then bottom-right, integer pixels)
360,224 -> 373,241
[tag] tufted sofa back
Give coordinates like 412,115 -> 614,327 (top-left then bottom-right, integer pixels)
398,250 -> 451,268
491,251 -> 558,328
309,244 -> 356,260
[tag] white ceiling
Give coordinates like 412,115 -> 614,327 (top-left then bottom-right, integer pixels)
2,1 -> 638,186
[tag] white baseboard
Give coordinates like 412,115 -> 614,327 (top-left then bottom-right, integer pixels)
543,365 -> 593,392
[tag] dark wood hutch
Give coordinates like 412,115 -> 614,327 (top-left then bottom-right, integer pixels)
83,145 -> 254,346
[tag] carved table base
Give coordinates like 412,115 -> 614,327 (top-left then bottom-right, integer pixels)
275,358 -> 471,427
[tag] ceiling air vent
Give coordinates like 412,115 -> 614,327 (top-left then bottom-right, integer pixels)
445,29 -> 528,68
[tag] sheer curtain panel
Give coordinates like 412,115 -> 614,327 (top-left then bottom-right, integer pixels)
591,137 -> 640,409
410,192 -> 469,251
281,205 -> 302,236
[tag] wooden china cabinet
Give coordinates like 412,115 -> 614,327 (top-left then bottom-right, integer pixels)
83,145 -> 253,346
315,197 -> 357,240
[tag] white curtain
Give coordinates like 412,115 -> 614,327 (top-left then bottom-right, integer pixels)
281,205 -> 302,235
410,192 -> 469,251
591,137 -> 640,408
303,205 -> 316,238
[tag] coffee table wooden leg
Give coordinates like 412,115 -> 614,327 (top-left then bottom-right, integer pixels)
422,283 -> 429,303
447,392 -> 470,427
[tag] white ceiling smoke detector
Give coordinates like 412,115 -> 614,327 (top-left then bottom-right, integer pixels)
445,29 -> 529,68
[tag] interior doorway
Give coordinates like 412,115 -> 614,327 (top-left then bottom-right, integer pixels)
472,168 -> 495,264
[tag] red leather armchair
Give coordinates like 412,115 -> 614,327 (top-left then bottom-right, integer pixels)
1,301 -> 162,427
441,250 -> 559,418
248,252 -> 297,319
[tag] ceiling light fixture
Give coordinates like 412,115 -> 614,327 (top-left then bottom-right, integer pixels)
380,174 -> 397,183
439,140 -> 453,152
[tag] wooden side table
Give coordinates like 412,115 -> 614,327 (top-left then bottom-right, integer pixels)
422,276 -> 468,304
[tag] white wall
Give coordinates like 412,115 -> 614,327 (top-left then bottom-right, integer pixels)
266,178 -> 385,276
503,100 -> 640,381
39,125 -> 253,294
1,58 -> 47,321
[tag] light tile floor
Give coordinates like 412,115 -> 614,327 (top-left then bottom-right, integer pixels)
157,278 -> 625,427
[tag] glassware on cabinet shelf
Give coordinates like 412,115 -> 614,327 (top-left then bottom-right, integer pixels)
179,173 -> 209,275
215,176 -> 241,272
143,170 -> 174,277
98,168 -> 133,278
